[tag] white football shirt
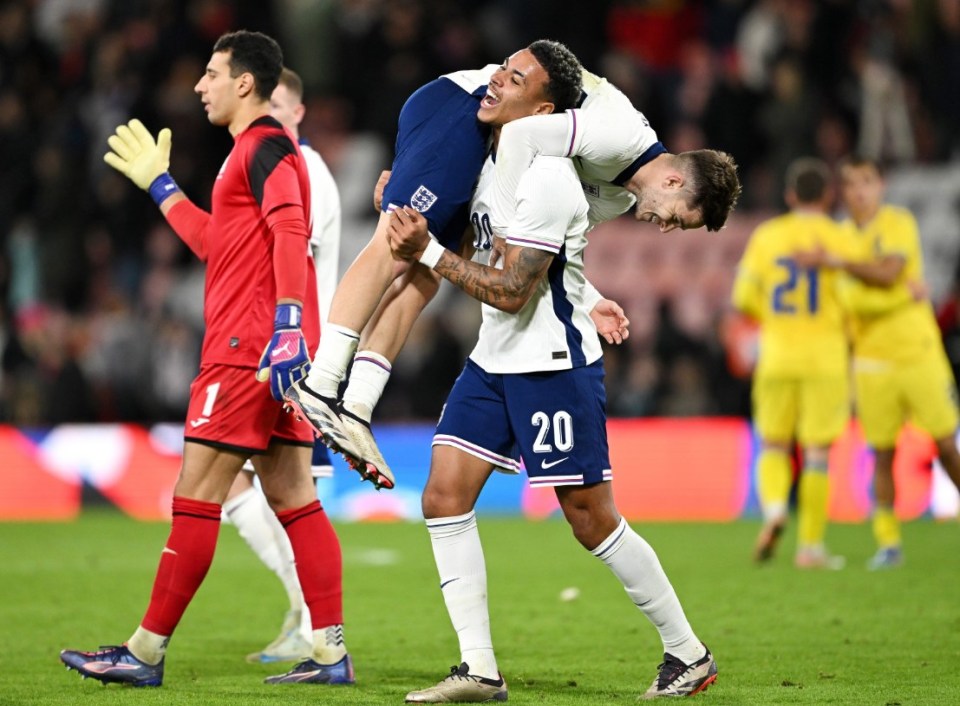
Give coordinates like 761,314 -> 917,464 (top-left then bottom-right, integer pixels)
442,64 -> 498,95
301,141 -> 341,327
490,69 -> 663,232
468,155 -> 601,374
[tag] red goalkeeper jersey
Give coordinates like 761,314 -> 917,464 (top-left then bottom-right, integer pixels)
169,116 -> 320,367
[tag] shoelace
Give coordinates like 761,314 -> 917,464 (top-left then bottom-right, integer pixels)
655,655 -> 690,689
443,664 -> 478,683
95,646 -> 127,665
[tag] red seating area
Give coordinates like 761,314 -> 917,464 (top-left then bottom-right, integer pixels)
584,212 -> 771,346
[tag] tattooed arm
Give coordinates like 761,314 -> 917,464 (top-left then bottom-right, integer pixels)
387,206 -> 552,314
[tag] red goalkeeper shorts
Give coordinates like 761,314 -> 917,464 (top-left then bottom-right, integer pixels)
183,363 -> 314,454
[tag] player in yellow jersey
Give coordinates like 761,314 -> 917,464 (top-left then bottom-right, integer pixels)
795,155 -> 960,570
732,158 -> 853,569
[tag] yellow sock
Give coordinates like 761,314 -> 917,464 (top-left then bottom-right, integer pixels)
872,505 -> 901,548
798,469 -> 829,547
757,449 -> 792,520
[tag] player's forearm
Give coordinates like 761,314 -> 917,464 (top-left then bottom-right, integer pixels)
583,277 -> 603,313
831,255 -> 903,288
490,114 -> 571,236
163,196 -> 210,261
270,207 -> 310,304
433,248 -> 542,314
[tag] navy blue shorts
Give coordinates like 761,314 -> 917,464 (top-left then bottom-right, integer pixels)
434,358 -> 613,487
310,440 -> 333,476
382,77 -> 490,250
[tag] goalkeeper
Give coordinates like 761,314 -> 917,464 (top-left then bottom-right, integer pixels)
60,31 -> 353,687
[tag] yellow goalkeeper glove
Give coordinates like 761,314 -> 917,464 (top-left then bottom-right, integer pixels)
104,119 -> 179,205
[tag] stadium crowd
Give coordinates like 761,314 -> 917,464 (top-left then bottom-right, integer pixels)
2,0 -> 960,425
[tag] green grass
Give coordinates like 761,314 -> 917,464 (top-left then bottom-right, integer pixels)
1,511 -> 958,705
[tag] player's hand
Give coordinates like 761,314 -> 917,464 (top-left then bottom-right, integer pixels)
489,236 -> 507,267
590,298 -> 630,345
793,244 -> 840,269
373,170 -> 391,211
104,119 -> 172,191
256,303 -> 311,402
387,206 -> 430,261
907,279 -> 929,301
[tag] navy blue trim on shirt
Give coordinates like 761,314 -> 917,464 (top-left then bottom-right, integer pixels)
611,141 -> 667,187
547,244 -> 587,368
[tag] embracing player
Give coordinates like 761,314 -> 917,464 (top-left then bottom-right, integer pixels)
285,51 -> 740,489
387,43 -> 717,702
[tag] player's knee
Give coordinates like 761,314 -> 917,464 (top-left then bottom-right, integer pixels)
421,484 -> 470,520
565,506 -> 619,550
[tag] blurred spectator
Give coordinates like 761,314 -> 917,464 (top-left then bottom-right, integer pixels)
1,0 -> 960,424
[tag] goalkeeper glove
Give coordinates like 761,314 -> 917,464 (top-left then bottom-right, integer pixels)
256,304 -> 311,402
104,119 -> 180,206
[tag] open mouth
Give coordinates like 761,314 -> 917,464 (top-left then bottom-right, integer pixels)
480,89 -> 500,109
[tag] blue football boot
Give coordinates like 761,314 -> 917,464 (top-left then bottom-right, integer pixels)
60,644 -> 164,687
264,653 -> 355,684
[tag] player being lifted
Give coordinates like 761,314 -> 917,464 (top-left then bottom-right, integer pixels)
284,49 -> 740,490
732,158 -> 853,569
386,42 -> 718,703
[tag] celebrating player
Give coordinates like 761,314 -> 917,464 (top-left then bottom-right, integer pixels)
795,155 -> 960,569
284,49 -> 740,491
386,43 -> 718,702
60,32 -> 352,687
732,158 -> 852,569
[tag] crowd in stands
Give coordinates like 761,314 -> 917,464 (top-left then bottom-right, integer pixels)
2,0 -> 960,425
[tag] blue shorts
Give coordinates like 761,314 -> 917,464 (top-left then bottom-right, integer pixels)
434,358 -> 613,487
382,77 -> 490,250
310,440 -> 333,477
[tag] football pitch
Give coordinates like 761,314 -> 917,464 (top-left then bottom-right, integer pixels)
1,511 -> 958,705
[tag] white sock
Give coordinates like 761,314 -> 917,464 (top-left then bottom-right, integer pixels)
592,518 -> 704,665
426,511 -> 499,679
223,487 -> 302,613
127,626 -> 168,665
312,624 -> 347,664
341,350 -> 392,421
298,602 -> 313,644
306,324 -> 360,397
762,501 -> 788,524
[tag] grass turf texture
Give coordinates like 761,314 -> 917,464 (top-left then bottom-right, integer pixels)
1,511 -> 958,705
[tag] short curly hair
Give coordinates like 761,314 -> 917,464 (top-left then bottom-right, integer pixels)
527,39 -> 583,113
